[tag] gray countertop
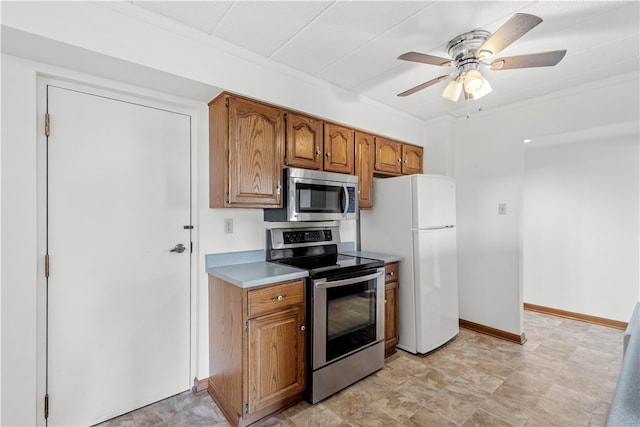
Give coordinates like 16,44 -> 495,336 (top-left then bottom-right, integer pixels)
206,262 -> 308,288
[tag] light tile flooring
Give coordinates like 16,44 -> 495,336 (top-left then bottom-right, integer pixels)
99,310 -> 624,427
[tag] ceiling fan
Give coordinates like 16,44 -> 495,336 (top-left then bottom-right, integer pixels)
397,13 -> 566,102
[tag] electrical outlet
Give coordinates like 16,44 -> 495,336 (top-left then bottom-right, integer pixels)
224,218 -> 233,234
498,203 -> 507,215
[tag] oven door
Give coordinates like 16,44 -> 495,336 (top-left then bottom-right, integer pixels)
312,268 -> 385,370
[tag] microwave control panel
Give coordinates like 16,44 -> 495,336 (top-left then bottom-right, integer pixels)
347,187 -> 356,213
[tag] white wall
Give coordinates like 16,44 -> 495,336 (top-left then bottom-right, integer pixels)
524,134 -> 639,322
453,72 -> 639,336
423,116 -> 455,176
1,54 -> 41,427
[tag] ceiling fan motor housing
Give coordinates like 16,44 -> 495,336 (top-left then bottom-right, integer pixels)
446,29 -> 491,71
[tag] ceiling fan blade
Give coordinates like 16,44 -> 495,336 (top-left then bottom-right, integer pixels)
490,50 -> 567,70
476,13 -> 543,58
397,75 -> 449,97
398,51 -> 453,67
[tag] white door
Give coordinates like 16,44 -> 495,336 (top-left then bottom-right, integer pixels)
46,85 -> 191,426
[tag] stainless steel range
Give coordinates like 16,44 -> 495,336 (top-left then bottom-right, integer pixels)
266,226 -> 385,404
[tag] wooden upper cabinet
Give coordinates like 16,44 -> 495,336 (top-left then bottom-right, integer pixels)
323,123 -> 355,174
402,144 -> 423,175
355,132 -> 375,209
210,95 -> 284,208
374,137 -> 402,176
285,113 -> 323,170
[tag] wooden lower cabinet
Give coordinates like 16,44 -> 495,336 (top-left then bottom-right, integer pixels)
384,262 -> 399,357
208,276 -> 306,427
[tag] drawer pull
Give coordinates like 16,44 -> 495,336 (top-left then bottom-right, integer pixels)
271,294 -> 286,301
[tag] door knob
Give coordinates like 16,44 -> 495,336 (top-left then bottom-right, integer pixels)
170,243 -> 186,253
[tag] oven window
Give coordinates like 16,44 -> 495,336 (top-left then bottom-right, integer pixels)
296,183 -> 344,213
325,280 -> 377,362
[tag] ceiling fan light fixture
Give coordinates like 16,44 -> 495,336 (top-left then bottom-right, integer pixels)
441,78 -> 462,102
463,69 -> 485,94
470,75 -> 492,99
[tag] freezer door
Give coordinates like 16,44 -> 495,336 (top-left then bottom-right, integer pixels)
412,175 -> 456,229
413,228 -> 459,353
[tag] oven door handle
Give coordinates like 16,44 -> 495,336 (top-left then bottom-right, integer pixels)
314,270 -> 383,289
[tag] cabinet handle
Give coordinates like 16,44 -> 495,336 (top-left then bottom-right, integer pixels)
397,158 -> 401,163
316,147 -> 321,157
300,325 -> 306,331
326,152 -> 331,157
271,294 -> 285,301
276,179 -> 281,196
387,271 -> 394,276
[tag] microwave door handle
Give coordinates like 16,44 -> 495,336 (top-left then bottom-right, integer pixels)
342,184 -> 349,216
314,270 -> 384,289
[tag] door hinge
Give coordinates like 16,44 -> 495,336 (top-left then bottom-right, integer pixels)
225,192 -> 230,203
45,113 -> 50,137
183,225 -> 194,230
45,254 -> 50,278
284,156 -> 288,165
225,98 -> 229,108
44,394 -> 49,419
283,112 -> 287,121
245,321 -> 249,332
190,242 -> 193,254
244,403 -> 249,414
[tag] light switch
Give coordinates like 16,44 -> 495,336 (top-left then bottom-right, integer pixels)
498,203 -> 507,215
224,218 -> 233,234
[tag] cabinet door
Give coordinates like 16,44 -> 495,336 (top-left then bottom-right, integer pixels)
323,123 -> 354,174
355,132 -> 375,209
248,306 -> 306,414
374,137 -> 402,176
228,97 -> 284,207
402,144 -> 423,175
286,113 -> 323,170
384,281 -> 399,357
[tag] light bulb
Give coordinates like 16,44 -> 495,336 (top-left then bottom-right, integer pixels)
441,78 -> 462,102
464,69 -> 484,94
471,76 -> 492,99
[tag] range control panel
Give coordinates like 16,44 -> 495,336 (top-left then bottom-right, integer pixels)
267,226 -> 340,250
283,229 -> 332,244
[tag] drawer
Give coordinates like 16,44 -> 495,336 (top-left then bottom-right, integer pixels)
248,279 -> 305,318
385,262 -> 399,283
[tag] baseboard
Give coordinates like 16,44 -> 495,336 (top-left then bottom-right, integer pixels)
459,318 -> 527,345
524,303 -> 628,330
192,376 -> 209,394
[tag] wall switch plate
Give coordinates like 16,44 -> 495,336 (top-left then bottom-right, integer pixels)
224,218 -> 233,234
498,203 -> 507,215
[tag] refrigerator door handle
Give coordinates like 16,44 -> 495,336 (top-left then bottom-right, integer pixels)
415,225 -> 456,231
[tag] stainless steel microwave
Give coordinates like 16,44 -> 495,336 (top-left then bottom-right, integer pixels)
264,167 -> 358,222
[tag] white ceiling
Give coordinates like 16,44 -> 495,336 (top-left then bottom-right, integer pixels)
131,1 -> 638,120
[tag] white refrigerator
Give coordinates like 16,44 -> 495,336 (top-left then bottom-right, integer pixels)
360,174 -> 459,354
